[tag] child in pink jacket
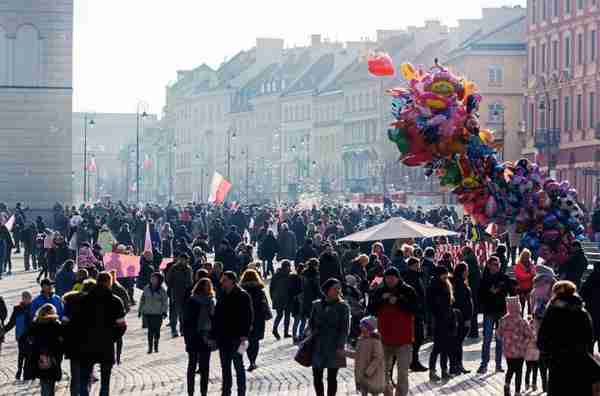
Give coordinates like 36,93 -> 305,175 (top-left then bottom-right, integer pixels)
524,316 -> 547,393
496,296 -> 534,396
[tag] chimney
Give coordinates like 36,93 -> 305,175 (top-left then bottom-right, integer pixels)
311,34 -> 322,47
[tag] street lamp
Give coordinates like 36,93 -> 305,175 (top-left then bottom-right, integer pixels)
136,101 -> 149,203
274,129 -> 283,203
82,113 -> 96,202
227,126 -> 237,180
169,143 -> 176,202
241,147 -> 250,204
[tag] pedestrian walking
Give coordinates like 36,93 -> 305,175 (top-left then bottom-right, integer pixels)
3,291 -> 33,380
524,315 -> 547,393
401,257 -> 428,372
289,262 -> 305,344
240,268 -> 271,371
462,246 -> 481,338
581,262 -> 600,353
139,272 -> 169,353
258,229 -> 278,279
496,296 -> 533,396
270,260 -> 291,340
301,259 -> 321,340
346,316 -> 385,396
183,277 -> 216,396
23,303 -> 64,396
368,267 -> 417,396
31,279 -> 64,319
427,266 -> 455,381
309,278 -> 350,396
514,249 -> 535,316
213,271 -> 253,396
450,262 -> 473,375
55,260 -> 76,297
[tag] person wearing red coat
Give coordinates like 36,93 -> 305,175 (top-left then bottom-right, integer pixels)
514,249 -> 536,315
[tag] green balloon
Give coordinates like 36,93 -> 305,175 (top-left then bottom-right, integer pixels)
388,127 -> 409,154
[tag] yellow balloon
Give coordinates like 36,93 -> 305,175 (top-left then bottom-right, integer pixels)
400,63 -> 416,81
463,80 -> 477,98
479,129 -> 494,144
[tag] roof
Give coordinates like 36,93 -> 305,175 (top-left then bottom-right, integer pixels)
216,49 -> 257,89
284,53 -> 335,95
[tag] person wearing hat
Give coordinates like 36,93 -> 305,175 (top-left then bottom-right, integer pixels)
97,224 -> 116,254
426,265 -> 456,381
309,277 -> 350,396
31,279 -> 64,320
368,266 -> 417,396
346,316 -> 385,396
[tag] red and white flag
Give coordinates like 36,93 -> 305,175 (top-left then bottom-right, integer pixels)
144,222 -> 152,252
4,214 -> 15,231
143,154 -> 152,169
88,156 -> 97,173
208,172 -> 232,204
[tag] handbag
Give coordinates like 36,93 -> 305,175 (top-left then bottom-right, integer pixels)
294,331 -> 316,367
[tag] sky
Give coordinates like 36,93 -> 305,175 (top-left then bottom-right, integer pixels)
73,0 -> 527,115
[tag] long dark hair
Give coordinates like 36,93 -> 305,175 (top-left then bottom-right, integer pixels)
453,262 -> 470,289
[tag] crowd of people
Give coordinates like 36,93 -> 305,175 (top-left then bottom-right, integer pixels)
0,200 -> 600,396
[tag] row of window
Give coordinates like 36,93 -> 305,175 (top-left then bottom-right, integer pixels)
531,0 -> 598,25
528,91 -> 597,135
175,103 -> 223,124
344,120 -> 378,146
283,103 -> 311,122
345,90 -> 379,113
530,28 -> 598,74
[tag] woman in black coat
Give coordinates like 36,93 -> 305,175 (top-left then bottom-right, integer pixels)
451,262 -> 474,375
183,278 -> 216,396
240,269 -> 271,371
427,265 -> 456,381
46,234 -> 70,281
301,259 -> 322,319
116,224 -> 134,249
538,280 -> 600,396
136,251 -> 156,291
258,230 -> 278,279
288,262 -> 305,343
24,303 -> 64,395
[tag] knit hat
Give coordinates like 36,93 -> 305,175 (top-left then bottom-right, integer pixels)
360,316 -> 378,336
383,267 -> 400,278
321,278 -> 341,294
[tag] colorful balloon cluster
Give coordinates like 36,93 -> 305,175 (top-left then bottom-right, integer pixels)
367,55 -> 586,266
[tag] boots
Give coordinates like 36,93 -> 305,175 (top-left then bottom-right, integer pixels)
147,335 -> 153,354
154,336 -> 159,353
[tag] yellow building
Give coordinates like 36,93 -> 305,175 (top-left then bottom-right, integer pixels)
444,10 -> 527,162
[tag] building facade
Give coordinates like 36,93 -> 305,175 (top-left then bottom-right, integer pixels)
0,0 -> 73,209
525,0 -> 600,208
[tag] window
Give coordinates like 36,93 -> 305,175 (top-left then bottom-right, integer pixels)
552,40 -> 558,70
543,0 -> 548,19
592,30 -> 597,61
566,0 -> 572,13
542,43 -> 547,72
531,46 -> 536,74
530,103 -> 535,134
590,92 -> 596,129
578,0 -> 584,9
14,24 -> 41,86
532,0 -> 537,23
577,94 -> 583,129
578,33 -> 584,64
552,98 -> 558,128
554,0 -> 560,16
565,36 -> 572,67
488,66 -> 503,85
564,96 -> 571,130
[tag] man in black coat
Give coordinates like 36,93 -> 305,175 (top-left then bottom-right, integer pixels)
401,257 -> 428,371
581,263 -> 600,353
295,239 -> 318,265
477,256 -> 513,374
213,271 -> 253,396
318,249 -> 343,284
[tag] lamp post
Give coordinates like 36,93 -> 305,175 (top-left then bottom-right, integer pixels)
241,146 -> 250,204
301,135 -> 311,177
82,113 -> 95,202
136,101 -> 149,203
274,129 -> 283,202
227,126 -> 237,180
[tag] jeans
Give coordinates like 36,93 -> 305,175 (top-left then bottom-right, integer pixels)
219,341 -> 246,396
247,339 -> 260,366
480,314 -> 503,369
170,304 -> 184,334
187,351 -> 211,396
312,367 -> 339,396
383,344 -> 412,396
292,316 -> 306,340
70,359 -> 81,396
80,361 -> 112,396
505,358 -> 524,394
273,308 -> 290,336
40,379 -> 56,396
24,245 -> 35,271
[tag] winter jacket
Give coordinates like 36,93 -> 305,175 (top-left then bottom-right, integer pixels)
77,246 -> 100,270
269,268 -> 291,310
24,318 -> 64,381
427,278 -> 456,339
112,282 -> 131,313
139,286 -> 169,316
277,230 -> 297,260
319,251 -> 344,284
581,270 -> 600,340
166,261 -> 193,306
496,298 -> 533,359
31,294 -> 64,320
401,269 -> 426,319
213,285 -> 253,346
54,268 -> 76,296
525,319 -> 540,362
97,229 -> 116,253
258,234 -> 278,261
288,272 -> 304,316
452,277 -> 474,325
183,295 -> 216,353
296,244 -> 318,265
47,243 -> 70,274
348,335 -> 386,394
538,294 -> 600,396
4,303 -> 33,341
310,297 -> 350,369
479,271 -> 513,317
242,281 -> 271,340
531,264 -> 557,319
136,258 -> 156,290
301,268 -> 321,317
514,260 -> 536,291
368,281 -> 417,346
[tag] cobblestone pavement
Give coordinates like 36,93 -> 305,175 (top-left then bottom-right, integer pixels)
0,256 -> 543,395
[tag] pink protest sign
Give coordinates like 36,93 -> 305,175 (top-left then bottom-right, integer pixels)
160,258 -> 173,270
103,253 -> 140,279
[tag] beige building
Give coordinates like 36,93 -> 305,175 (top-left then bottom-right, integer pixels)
0,0 -> 73,209
444,6 -> 528,163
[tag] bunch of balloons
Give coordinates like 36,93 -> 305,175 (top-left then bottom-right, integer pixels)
367,54 -> 586,266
